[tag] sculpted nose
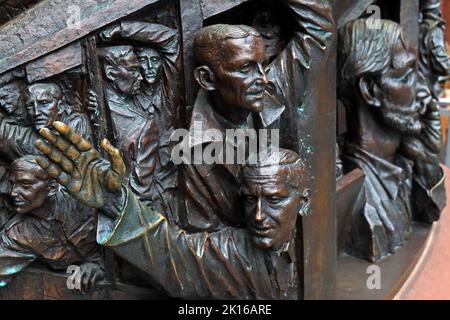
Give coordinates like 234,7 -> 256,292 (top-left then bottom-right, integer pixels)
149,60 -> 157,70
255,198 -> 264,221
31,101 -> 39,116
11,188 -> 18,198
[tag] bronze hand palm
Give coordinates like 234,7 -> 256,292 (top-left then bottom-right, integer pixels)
35,121 -> 125,209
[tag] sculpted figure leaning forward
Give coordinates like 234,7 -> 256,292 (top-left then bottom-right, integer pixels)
97,22 -> 180,219
0,156 -> 103,293
0,81 -> 92,161
338,19 -> 446,262
177,24 -> 269,231
34,122 -> 310,299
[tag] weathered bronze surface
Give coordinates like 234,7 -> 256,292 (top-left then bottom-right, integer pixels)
337,1 -> 447,263
0,0 -> 447,300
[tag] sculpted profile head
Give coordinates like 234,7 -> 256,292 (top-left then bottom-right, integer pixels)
98,45 -> 143,96
339,19 -> 421,136
193,24 -> 269,119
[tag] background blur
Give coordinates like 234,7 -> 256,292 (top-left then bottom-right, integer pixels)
439,0 -> 450,147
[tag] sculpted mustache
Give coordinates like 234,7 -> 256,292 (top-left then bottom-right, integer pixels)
385,104 -> 420,116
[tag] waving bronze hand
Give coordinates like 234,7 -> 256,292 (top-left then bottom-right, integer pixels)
35,121 -> 126,209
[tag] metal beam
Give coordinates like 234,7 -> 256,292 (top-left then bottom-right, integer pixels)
0,0 -> 161,75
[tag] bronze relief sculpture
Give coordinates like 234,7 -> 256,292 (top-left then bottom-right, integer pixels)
338,18 -> 446,262
35,121 -> 309,299
0,155 -> 103,292
0,0 -> 447,300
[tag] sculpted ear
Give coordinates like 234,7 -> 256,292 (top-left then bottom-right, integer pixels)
359,76 -> 381,108
298,188 -> 311,217
194,66 -> 216,91
104,64 -> 116,83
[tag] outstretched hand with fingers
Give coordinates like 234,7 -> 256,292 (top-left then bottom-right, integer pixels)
35,121 -> 126,209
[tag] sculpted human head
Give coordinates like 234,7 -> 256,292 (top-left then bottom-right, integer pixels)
194,24 -> 269,115
10,156 -> 50,215
241,149 -> 310,251
99,45 -> 143,96
0,80 -> 25,118
339,19 -> 422,136
136,47 -> 163,85
25,82 -> 62,131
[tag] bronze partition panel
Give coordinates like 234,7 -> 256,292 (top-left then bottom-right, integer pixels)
0,0 -> 446,300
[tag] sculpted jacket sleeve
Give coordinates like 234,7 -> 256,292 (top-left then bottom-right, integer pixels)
117,21 -> 180,124
264,0 -> 334,131
0,117 -> 38,160
268,0 -> 333,100
97,188 -> 279,299
412,168 -> 446,223
118,21 -> 179,59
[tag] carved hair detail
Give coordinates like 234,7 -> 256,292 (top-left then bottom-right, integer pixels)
193,24 -> 261,69
338,19 -> 405,109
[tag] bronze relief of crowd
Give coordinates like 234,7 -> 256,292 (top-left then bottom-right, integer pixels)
0,0 -> 448,300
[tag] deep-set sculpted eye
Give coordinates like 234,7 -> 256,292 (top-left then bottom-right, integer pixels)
267,196 -> 284,204
243,195 -> 257,204
240,64 -> 252,73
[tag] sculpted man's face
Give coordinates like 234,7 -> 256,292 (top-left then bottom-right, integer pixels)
214,35 -> 269,113
25,84 -> 60,131
10,167 -> 48,215
0,82 -> 23,116
373,39 -> 422,135
251,10 -> 284,61
107,51 -> 143,96
241,167 -> 300,251
137,47 -> 163,85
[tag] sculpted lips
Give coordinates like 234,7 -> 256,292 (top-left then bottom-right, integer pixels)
34,117 -> 48,126
250,223 -> 272,236
13,198 -> 27,207
247,87 -> 265,100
